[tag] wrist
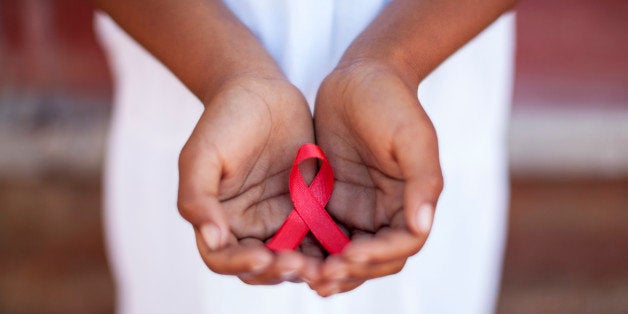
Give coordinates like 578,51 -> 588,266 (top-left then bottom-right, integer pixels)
336,40 -> 421,90
199,67 -> 308,117
334,52 -> 419,92
199,56 -> 286,106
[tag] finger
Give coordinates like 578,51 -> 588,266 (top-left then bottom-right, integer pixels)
392,112 -> 443,236
307,256 -> 351,293
300,255 -> 323,285
341,227 -> 425,264
318,255 -> 347,281
239,253 -> 321,286
238,250 -> 305,285
336,279 -> 365,294
342,258 -> 407,281
195,234 -> 272,276
298,233 -> 326,259
320,253 -> 406,282
312,278 -> 365,297
178,139 -> 230,249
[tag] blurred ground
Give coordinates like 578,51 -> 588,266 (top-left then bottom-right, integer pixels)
497,179 -> 628,313
0,176 -> 113,313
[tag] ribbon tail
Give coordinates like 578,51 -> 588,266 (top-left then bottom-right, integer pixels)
266,210 -> 309,251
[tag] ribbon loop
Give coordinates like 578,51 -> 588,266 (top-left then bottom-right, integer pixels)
266,144 -> 350,254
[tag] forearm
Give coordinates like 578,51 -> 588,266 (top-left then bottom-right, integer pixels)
338,0 -> 518,87
93,0 -> 283,103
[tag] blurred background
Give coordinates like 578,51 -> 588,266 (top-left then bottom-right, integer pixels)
0,0 -> 626,313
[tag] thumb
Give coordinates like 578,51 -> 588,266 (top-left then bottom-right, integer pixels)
394,120 -> 443,237
177,140 -> 229,250
403,177 -> 440,237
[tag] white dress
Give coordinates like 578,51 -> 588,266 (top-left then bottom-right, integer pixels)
95,1 -> 515,313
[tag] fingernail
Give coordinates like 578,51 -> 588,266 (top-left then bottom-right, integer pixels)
415,204 -> 434,234
346,252 -> 368,264
281,269 -> 297,281
200,224 -> 221,250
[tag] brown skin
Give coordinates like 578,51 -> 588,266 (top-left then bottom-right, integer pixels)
311,61 -> 442,295
178,76 -> 323,285
94,0 -> 518,296
94,0 -> 321,285
308,0 -> 519,296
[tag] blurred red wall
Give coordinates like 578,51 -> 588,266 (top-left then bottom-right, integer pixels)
514,0 -> 628,110
0,0 -> 111,95
1,0 -> 626,109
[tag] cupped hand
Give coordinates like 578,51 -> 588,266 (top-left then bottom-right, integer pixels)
177,75 -> 323,285
311,60 -> 443,296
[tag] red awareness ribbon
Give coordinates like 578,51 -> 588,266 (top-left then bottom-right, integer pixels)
266,143 -> 350,254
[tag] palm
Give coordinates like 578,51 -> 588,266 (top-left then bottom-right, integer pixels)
180,77 -> 315,244
179,77 -> 330,285
315,64 -> 429,234
307,62 -> 443,295
326,150 -> 405,234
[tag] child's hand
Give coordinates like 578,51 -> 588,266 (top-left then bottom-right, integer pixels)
177,75 -> 322,285
310,60 -> 443,296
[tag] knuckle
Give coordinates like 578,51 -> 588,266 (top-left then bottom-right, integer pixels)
238,275 -> 258,285
199,252 -> 233,275
178,142 -> 194,169
206,262 -> 228,275
424,172 -> 444,197
177,195 -> 201,222
415,234 -> 430,251
431,173 -> 445,194
377,259 -> 408,277
390,262 -> 406,275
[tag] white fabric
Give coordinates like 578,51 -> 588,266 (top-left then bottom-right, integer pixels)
95,1 -> 515,313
